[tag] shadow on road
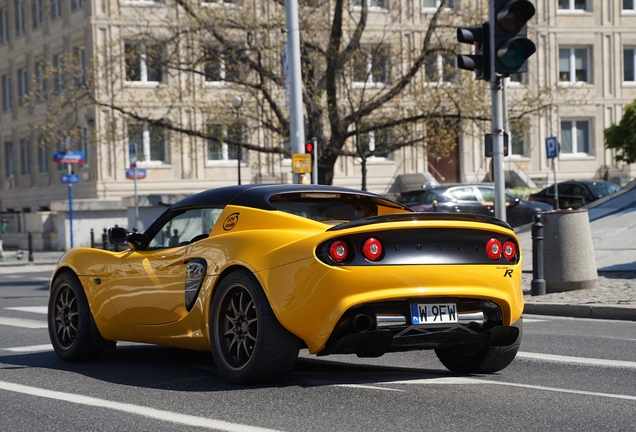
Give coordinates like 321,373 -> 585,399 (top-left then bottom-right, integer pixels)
0,344 -> 459,391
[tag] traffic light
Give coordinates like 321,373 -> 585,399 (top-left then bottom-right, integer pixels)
456,22 -> 490,81
493,0 -> 536,75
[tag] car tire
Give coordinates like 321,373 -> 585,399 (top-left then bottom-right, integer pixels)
435,319 -> 522,374
210,270 -> 300,384
48,272 -> 104,362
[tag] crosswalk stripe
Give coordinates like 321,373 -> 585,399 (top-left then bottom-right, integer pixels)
0,317 -> 47,329
0,380 -> 282,431
2,344 -> 52,353
516,351 -> 636,369
5,306 -> 48,315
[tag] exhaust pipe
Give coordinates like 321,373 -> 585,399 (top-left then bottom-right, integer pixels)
376,314 -> 407,328
458,311 -> 484,330
352,314 -> 373,332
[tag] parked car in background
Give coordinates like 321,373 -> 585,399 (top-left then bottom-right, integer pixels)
527,180 -> 622,210
396,184 -> 553,227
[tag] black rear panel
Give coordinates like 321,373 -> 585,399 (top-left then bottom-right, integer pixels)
317,228 -> 519,266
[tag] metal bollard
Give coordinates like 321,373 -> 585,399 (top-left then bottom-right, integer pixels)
102,228 -> 108,250
28,231 -> 33,262
531,213 -> 546,296
90,228 -> 95,248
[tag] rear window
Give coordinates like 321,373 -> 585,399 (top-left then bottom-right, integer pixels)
269,192 -> 409,223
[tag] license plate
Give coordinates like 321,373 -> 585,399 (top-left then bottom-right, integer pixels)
410,303 -> 458,325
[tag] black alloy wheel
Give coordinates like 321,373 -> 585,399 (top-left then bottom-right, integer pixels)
48,272 -> 103,362
211,270 -> 300,384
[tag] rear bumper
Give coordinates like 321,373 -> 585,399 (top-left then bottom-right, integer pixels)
318,298 -> 521,357
260,261 -> 524,353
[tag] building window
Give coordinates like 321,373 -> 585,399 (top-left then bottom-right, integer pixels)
18,68 -> 27,106
51,0 -> 61,19
20,138 -> 29,175
560,120 -> 590,155
425,51 -> 456,83
357,125 -> 391,158
204,47 -> 242,83
423,0 -> 454,9
509,72 -> 527,84
127,122 -> 167,163
2,75 -> 11,111
53,53 -> 64,93
75,46 -> 86,87
624,48 -> 636,82
80,126 -> 88,165
207,123 -> 242,161
559,48 -> 589,83
34,61 -> 46,98
37,138 -> 48,173
352,0 -> 387,9
625,0 -> 636,10
71,0 -> 83,10
32,0 -> 42,28
352,45 -> 389,85
125,43 -> 164,83
15,0 -> 24,36
0,8 -> 8,43
4,142 -> 14,177
558,0 -> 587,10
509,119 -> 527,156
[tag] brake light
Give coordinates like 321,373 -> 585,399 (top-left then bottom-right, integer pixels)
503,240 -> 517,261
486,237 -> 503,260
328,240 -> 349,263
361,237 -> 383,261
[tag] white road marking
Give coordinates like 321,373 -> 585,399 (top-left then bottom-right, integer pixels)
388,377 -> 636,401
517,351 -> 636,369
0,380 -> 282,432
335,384 -> 404,392
522,318 -> 547,323
0,317 -> 47,329
2,344 -> 52,353
5,306 -> 48,314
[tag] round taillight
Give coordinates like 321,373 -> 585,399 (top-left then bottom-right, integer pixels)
486,237 -> 503,260
361,237 -> 383,261
328,240 -> 349,263
503,240 -> 517,261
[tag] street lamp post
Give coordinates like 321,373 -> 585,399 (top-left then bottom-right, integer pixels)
232,95 -> 243,185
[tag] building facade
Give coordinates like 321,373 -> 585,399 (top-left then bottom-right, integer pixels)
0,0 -> 634,250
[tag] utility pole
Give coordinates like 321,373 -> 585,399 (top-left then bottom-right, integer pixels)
284,0 -> 305,184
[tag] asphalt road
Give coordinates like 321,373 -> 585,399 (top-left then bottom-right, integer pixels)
1,269 -> 635,431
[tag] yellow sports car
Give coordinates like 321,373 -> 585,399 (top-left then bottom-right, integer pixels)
48,184 -> 524,383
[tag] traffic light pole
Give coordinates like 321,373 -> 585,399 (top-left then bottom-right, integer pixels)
284,0 -> 306,185
489,4 -> 506,223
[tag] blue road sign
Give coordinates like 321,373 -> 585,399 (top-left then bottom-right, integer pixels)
53,151 -> 86,164
126,169 -> 147,180
545,136 -> 559,159
61,174 -> 79,184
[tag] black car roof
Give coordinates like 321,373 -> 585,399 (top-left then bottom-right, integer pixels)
170,184 -> 398,210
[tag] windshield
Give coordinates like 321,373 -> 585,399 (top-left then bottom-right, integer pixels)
587,182 -> 621,198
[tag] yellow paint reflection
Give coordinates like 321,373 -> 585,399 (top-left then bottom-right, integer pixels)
142,258 -> 163,287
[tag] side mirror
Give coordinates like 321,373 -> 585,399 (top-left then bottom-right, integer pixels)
108,227 -> 144,251
108,227 -> 128,244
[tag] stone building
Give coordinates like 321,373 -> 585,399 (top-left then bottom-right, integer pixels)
0,0 -> 633,250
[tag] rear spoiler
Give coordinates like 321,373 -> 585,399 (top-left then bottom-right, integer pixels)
328,212 -> 512,232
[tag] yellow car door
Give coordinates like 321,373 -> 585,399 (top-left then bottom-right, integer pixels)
107,244 -> 191,325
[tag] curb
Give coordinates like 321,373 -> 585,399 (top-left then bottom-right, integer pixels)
524,303 -> 636,322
